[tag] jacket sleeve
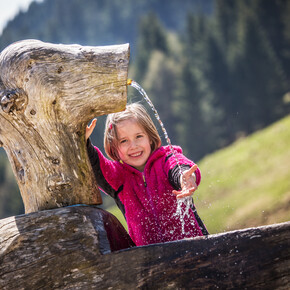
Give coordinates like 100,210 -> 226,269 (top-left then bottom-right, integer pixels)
164,147 -> 201,190
86,139 -> 124,196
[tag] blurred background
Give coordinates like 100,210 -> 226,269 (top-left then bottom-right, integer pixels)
0,0 -> 289,234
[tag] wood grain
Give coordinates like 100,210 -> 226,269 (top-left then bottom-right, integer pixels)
0,40 -> 130,212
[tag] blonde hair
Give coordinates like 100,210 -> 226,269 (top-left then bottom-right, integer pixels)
104,103 -> 161,161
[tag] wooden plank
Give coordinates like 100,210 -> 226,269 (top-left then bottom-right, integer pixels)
0,207 -> 289,289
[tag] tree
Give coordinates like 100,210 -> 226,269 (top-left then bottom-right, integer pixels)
176,13 -> 226,160
134,12 -> 168,81
230,3 -> 287,133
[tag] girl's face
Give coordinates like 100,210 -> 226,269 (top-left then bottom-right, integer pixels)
116,119 -> 152,171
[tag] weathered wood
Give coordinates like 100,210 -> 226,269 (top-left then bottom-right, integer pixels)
0,208 -> 289,289
0,207 -> 135,290
0,40 -> 130,213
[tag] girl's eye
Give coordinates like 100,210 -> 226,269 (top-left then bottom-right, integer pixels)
120,139 -> 127,144
137,135 -> 143,139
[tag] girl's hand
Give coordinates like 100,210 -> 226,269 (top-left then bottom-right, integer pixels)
86,118 -> 97,141
172,164 -> 198,199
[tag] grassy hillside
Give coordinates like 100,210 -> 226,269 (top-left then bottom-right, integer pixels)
107,115 -> 290,233
196,115 -> 290,234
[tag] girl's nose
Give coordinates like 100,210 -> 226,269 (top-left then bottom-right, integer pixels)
129,140 -> 137,148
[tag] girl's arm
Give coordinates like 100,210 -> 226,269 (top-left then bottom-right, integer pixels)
164,148 -> 201,198
87,139 -> 126,218
86,118 -> 123,193
172,165 -> 198,199
86,120 -> 126,216
86,118 -> 97,141
87,139 -> 124,198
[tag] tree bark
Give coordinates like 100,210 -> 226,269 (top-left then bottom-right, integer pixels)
0,208 -> 289,289
0,39 -> 129,213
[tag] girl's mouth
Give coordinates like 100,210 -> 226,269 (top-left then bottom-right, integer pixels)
130,151 -> 142,158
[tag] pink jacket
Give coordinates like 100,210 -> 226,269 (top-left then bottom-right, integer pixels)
87,141 -> 206,246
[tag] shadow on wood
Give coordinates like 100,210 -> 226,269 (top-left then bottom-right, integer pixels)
0,207 -> 289,289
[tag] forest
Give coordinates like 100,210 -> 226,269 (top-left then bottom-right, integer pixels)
0,0 -> 289,219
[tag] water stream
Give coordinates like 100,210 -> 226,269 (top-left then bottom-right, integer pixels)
128,79 -> 195,234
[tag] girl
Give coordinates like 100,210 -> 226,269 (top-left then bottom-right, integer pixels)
86,103 -> 208,246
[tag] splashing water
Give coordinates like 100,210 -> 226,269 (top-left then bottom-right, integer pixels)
128,79 -> 195,234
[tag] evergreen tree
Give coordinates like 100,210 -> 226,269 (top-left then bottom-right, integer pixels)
134,12 -> 168,81
230,2 -> 287,133
142,50 -> 179,146
176,13 -> 222,160
253,0 -> 290,86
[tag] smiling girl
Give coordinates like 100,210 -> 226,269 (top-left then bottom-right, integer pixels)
86,103 -> 208,246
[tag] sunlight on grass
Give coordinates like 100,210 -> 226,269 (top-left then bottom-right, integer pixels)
196,115 -> 290,233
106,205 -> 128,231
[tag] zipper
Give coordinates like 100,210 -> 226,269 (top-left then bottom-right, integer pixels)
142,173 -> 147,187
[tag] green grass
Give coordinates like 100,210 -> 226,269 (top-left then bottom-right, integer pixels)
196,115 -> 290,233
106,204 -> 128,231
106,115 -> 290,234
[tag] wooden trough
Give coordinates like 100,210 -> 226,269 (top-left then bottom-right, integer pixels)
0,40 -> 289,289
